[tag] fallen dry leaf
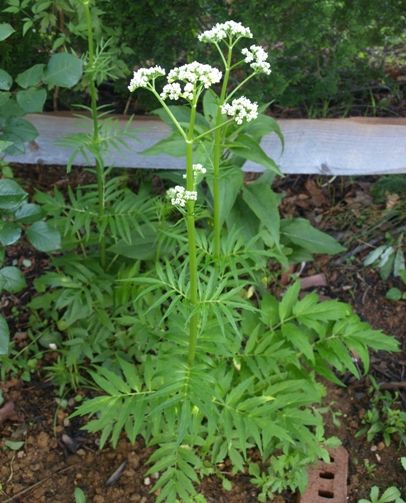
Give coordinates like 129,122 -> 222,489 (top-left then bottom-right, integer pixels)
305,179 -> 327,206
0,401 -> 18,425
300,273 -> 328,290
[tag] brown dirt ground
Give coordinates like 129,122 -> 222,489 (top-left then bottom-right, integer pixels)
0,170 -> 405,502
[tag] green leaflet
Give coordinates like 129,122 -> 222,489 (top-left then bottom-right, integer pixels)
26,221 -> 61,252
242,183 -> 281,247
43,53 -> 83,88
0,315 -> 10,356
281,218 -> 345,255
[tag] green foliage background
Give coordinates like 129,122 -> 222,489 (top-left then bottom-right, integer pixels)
1,0 -> 405,114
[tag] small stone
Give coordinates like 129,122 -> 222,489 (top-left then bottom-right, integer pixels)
128,452 -> 140,468
57,410 -> 66,422
77,449 -> 86,457
17,451 -> 25,459
370,445 -> 378,452
124,468 -> 136,478
63,418 -> 70,427
144,477 -> 151,486
36,432 -> 49,449
67,455 -> 81,466
377,442 -> 385,451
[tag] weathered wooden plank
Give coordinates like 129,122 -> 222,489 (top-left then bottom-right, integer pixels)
5,113 -> 406,175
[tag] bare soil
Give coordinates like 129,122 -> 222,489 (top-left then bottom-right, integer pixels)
0,170 -> 405,502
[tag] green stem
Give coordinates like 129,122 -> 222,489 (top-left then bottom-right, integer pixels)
150,87 -> 188,142
226,71 -> 257,102
186,104 -> 199,367
193,118 -> 234,142
84,0 -> 106,269
212,45 -> 233,260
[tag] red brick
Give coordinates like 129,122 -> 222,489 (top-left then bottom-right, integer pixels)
299,447 -> 349,503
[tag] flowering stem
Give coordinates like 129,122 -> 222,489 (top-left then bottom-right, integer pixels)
226,72 -> 257,102
149,87 -> 188,142
193,118 -> 234,142
84,0 -> 106,269
185,102 -> 199,367
212,45 -> 232,260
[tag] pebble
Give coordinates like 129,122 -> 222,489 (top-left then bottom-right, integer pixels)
128,452 -> 140,469
36,432 -> 49,450
377,441 -> 385,451
124,468 -> 136,478
144,477 -> 151,486
77,449 -> 86,457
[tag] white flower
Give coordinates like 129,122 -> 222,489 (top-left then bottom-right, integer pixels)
162,62 -> 222,101
160,82 -> 182,100
221,96 -> 258,125
48,343 -> 57,350
167,185 -> 198,207
182,164 -> 207,179
192,163 -> 207,175
128,66 -> 166,92
242,45 -> 271,75
198,21 -> 253,43
168,62 -> 222,88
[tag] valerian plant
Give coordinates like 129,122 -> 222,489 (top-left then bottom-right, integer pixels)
70,21 -> 399,503
26,0 -> 162,390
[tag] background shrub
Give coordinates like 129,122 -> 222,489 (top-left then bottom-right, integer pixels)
1,0 -> 405,115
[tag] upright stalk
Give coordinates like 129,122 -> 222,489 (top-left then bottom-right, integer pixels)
84,0 -> 106,269
186,104 -> 199,367
212,46 -> 233,260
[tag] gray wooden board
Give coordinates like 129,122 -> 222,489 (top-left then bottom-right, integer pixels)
5,113 -> 406,175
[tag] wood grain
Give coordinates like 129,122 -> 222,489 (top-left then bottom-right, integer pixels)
5,113 -> 406,175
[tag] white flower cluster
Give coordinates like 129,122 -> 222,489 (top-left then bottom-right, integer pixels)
161,81 -> 196,101
192,163 -> 207,175
171,61 -> 221,86
182,163 -> 207,179
241,45 -> 271,75
128,66 -> 166,92
198,21 -> 253,43
221,96 -> 258,125
161,62 -> 221,101
167,185 -> 198,207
